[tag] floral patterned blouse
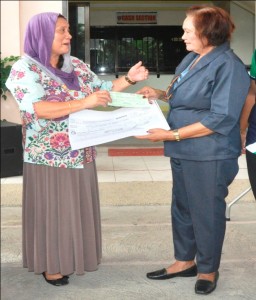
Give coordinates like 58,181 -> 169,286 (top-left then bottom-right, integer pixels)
6,56 -> 113,169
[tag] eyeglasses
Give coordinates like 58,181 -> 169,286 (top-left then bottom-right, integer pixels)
165,75 -> 180,101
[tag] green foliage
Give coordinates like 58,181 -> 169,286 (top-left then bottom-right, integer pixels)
0,54 -> 20,100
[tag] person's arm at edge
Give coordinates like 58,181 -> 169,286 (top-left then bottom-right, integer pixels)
240,80 -> 256,150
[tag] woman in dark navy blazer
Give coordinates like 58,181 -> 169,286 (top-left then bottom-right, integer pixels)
136,6 -> 250,295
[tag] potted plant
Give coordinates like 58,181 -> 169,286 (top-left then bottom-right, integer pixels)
1,53 -> 21,123
0,54 -> 20,100
0,54 -> 23,178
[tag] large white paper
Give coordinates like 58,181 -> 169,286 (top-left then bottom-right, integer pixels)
246,142 -> 256,154
69,100 -> 170,149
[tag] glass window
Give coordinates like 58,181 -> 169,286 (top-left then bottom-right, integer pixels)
69,6 -> 187,75
89,26 -> 187,75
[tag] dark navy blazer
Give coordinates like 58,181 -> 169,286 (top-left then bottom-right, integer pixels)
164,42 -> 250,161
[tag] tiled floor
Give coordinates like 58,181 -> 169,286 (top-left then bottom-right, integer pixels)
0,146 -> 249,184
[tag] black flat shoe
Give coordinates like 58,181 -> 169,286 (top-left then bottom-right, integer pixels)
146,264 -> 197,280
195,271 -> 219,295
42,272 -> 69,286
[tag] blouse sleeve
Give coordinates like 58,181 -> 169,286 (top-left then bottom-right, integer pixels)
72,57 -> 113,92
5,58 -> 49,132
200,58 -> 250,136
92,75 -> 113,91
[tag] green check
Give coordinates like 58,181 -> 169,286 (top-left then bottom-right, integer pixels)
109,91 -> 150,107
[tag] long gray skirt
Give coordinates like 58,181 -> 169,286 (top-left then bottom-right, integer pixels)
22,160 -> 101,276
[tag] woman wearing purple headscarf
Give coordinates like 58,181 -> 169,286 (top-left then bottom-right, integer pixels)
6,12 -> 148,286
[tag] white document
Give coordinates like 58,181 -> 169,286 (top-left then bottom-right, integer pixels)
246,142 -> 256,154
69,100 -> 170,149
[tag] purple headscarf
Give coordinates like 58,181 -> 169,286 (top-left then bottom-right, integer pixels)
24,12 -> 80,90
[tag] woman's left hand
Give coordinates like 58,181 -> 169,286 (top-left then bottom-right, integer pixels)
135,128 -> 170,142
127,61 -> 149,82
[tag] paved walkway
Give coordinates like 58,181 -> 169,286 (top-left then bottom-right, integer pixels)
2,203 -> 256,300
1,146 -> 256,299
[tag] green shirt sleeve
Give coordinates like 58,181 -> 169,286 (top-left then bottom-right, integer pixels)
250,49 -> 256,79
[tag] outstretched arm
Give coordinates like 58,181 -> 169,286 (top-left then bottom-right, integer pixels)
135,122 -> 214,142
111,61 -> 149,91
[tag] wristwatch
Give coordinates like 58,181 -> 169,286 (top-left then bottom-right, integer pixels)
125,75 -> 136,85
173,129 -> 181,141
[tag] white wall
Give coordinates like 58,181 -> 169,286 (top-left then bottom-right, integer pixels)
1,1 -> 20,57
231,2 -> 255,64
1,1 -> 63,57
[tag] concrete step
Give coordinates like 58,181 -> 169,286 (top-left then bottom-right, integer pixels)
1,179 -> 254,207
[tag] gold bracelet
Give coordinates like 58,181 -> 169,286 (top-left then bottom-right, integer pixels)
173,129 -> 181,141
125,75 -> 136,85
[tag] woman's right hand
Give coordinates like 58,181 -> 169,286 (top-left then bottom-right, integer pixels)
136,86 -> 165,101
83,90 -> 112,109
34,90 -> 112,119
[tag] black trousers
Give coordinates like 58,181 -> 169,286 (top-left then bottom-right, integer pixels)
246,149 -> 256,199
170,158 -> 238,273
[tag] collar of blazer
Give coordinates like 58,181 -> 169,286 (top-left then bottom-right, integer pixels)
172,42 -> 230,90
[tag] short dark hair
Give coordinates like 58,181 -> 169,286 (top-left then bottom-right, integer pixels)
186,6 -> 235,46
